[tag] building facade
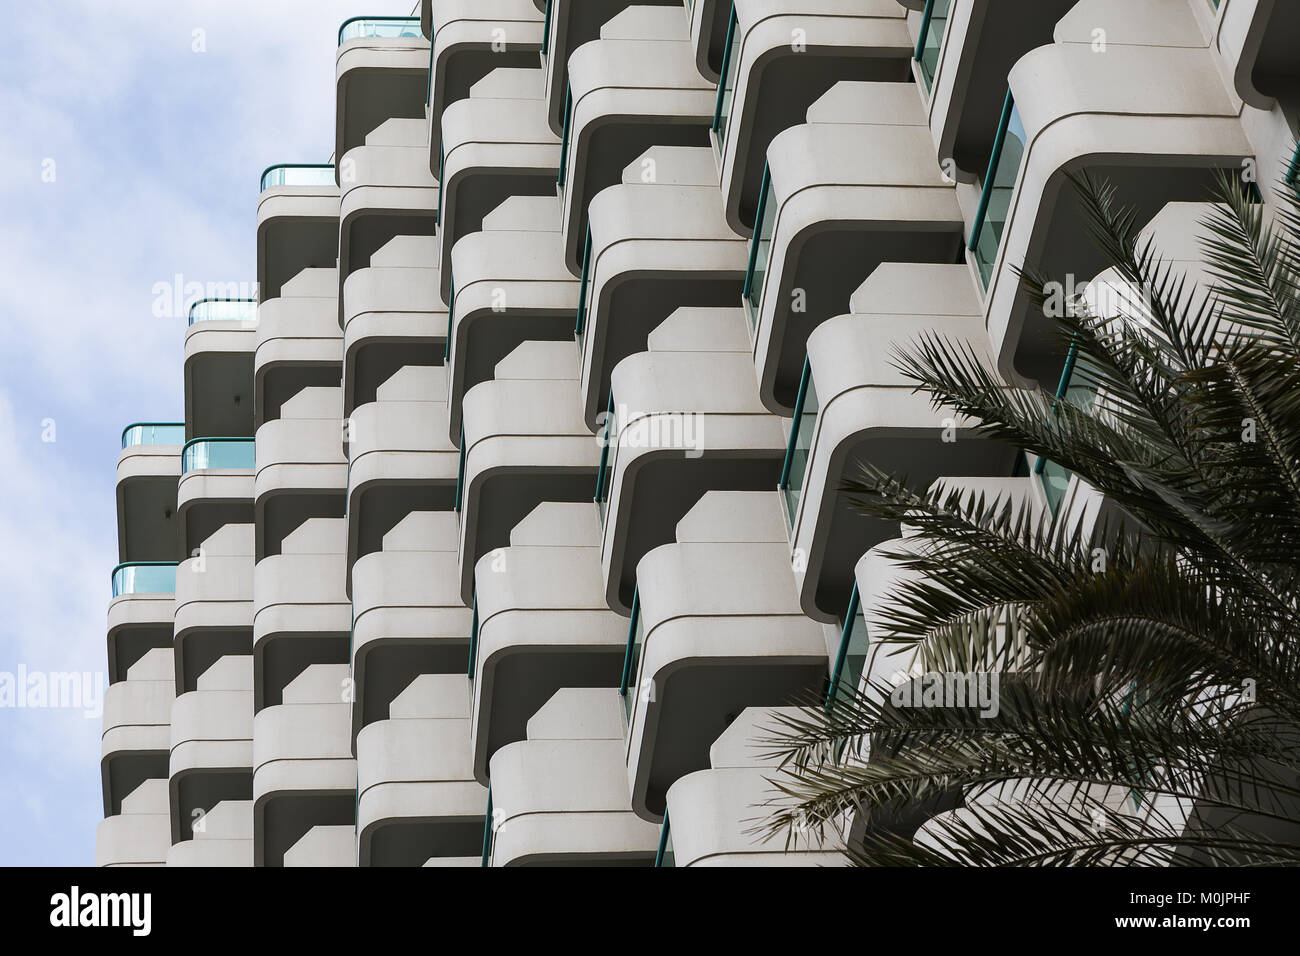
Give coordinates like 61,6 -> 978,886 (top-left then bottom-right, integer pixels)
97,0 -> 1299,866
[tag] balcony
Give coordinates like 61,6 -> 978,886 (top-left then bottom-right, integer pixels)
1217,0 -> 1300,113
437,68 -> 560,303
713,0 -> 911,234
445,196 -> 579,444
185,299 -> 256,442
664,707 -> 848,865
176,438 -> 255,556
351,511 -> 472,743
172,522 -> 254,695
347,365 -> 459,585
783,263 -> 1017,622
117,423 -> 182,566
257,166 -> 339,303
456,340 -> 599,605
577,149 -> 748,431
557,6 -> 714,274
338,119 -> 438,324
427,1 -> 545,163
356,674 -> 488,866
687,0 -> 734,81
94,779 -> 170,867
342,235 -> 447,418
252,663 -> 356,866
597,307 -> 786,613
107,562 -> 175,685
469,503 -> 628,782
336,17 -> 429,170
252,518 -> 351,711
488,689 -> 659,865
165,800 -> 253,867
101,647 -> 175,817
168,655 -> 254,844
979,3 -> 1253,385
624,491 -> 827,819
255,266 -> 342,428
747,85 -> 964,412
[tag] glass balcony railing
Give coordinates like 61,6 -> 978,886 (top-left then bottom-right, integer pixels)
712,4 -> 740,149
454,423 -> 467,515
111,562 -> 178,598
338,16 -> 422,45
969,90 -> 1026,287
618,589 -> 645,722
541,0 -> 554,56
120,422 -> 185,449
466,593 -> 480,680
557,86 -> 573,189
654,814 -> 675,867
595,392 -> 616,523
743,164 -> 776,330
1035,343 -> 1097,516
915,0 -> 952,92
574,227 -> 594,340
778,356 -> 819,526
187,298 -> 257,327
181,438 -> 255,474
480,787 -> 495,867
826,583 -> 869,707
259,164 -> 336,192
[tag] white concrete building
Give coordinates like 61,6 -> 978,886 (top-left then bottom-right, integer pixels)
99,0 -> 1299,865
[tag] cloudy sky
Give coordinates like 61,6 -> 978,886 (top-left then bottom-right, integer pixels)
0,0 -> 413,866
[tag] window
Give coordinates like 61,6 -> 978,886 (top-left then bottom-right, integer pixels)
778,356 -> 819,525
742,164 -> 776,331
915,0 -> 953,92
968,90 -> 1026,287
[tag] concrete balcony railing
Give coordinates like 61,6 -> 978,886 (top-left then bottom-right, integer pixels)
335,22 -> 429,167
255,267 -> 342,428
116,428 -> 181,564
470,503 -> 627,782
456,339 -> 599,605
445,196 -> 579,443
714,0 -> 912,234
624,491 -> 827,820
165,799 -> 254,867
173,522 -> 254,695
747,82 -> 964,413
356,674 -> 487,866
101,647 -> 175,817
488,689 -> 660,866
256,170 -> 340,304
351,511 -> 472,743
598,306 -> 786,613
577,148 -> 748,433
558,6 -> 714,274
106,585 -> 174,686
252,663 -> 356,866
94,778 -> 171,867
342,235 -> 447,417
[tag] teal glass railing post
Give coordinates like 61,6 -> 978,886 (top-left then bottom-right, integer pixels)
121,423 -> 185,449
654,814 -> 674,867
480,787 -> 493,867
541,0 -> 553,56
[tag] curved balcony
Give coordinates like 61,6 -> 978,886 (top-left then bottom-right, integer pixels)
185,300 -> 256,441
428,1 -> 545,163
784,263 -> 1017,621
749,97 -> 964,411
254,267 -> 341,428
982,17 -> 1252,385
488,689 -> 659,866
356,674 -> 487,866
437,72 -> 560,303
94,779 -> 170,867
342,235 -> 447,418
173,523 -> 254,695
625,491 -> 827,819
578,158 -> 748,430
338,120 -> 437,324
714,0 -> 911,233
598,308 -> 786,613
168,655 -> 254,844
116,427 -> 181,564
558,10 -> 715,274
107,571 -> 175,685
470,503 -> 627,783
257,166 -> 340,303
252,663 -> 356,866
456,340 -> 599,605
347,366 -> 458,586
176,438 -> 255,556
664,707 -> 848,865
1213,0 -> 1300,111
254,386 -> 347,560
919,0 -> 1077,181
445,203 -> 578,443
101,648 -> 175,817
252,518 -> 351,711
110,561 -> 177,599
688,0 -> 733,81
336,18 -> 428,168
351,511 -> 472,743
165,799 -> 253,867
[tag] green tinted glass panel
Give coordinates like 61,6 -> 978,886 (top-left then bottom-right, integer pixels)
971,102 -> 1025,286
112,563 -> 178,598
181,439 -> 255,473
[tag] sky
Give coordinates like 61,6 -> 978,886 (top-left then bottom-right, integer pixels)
0,0 -> 415,867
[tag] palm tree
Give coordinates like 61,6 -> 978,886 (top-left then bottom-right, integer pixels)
758,159 -> 1300,866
